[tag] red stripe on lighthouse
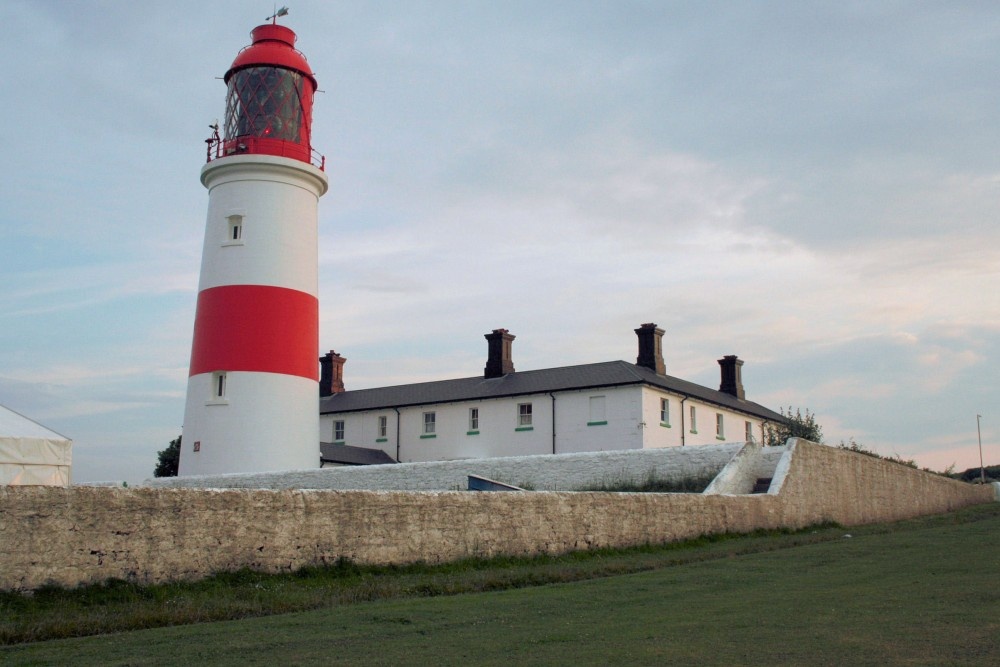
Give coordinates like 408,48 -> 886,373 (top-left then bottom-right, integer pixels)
189,285 -> 318,380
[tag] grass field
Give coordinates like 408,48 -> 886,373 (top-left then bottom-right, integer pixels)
2,503 -> 998,666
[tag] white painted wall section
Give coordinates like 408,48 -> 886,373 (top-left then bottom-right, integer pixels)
198,156 -> 327,296
152,443 -> 744,492
180,371 -> 320,476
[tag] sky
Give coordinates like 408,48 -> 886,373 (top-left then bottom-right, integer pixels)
1,1 -> 997,484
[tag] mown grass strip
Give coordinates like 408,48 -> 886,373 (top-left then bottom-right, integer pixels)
1,503 -> 997,647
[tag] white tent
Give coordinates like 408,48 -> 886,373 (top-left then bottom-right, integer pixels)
0,404 -> 72,486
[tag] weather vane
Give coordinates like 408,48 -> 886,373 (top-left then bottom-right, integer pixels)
267,6 -> 289,23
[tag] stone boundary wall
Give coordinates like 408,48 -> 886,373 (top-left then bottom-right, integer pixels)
768,439 -> 996,525
146,443 -> 745,492
0,441 -> 994,591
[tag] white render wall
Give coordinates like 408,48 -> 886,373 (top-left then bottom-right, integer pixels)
322,386 -> 646,463
324,409 -> 399,459
151,443 -> 745,492
324,395 -> 558,463
552,387 -> 643,454
401,396 -> 555,462
321,384 -> 775,465
640,387 -> 767,449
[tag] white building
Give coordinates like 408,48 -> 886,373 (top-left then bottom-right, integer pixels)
319,324 -> 785,465
0,404 -> 72,486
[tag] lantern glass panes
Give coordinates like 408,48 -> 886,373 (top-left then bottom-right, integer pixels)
224,67 -> 307,144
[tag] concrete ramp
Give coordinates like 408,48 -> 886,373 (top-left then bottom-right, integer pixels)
704,441 -> 789,495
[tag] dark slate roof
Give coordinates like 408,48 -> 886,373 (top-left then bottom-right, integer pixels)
320,442 -> 398,466
320,360 -> 786,423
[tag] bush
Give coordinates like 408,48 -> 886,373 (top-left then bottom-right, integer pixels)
154,436 -> 181,478
954,465 -> 1000,483
764,407 -> 823,446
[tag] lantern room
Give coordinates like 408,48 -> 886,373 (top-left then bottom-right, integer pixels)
210,23 -> 321,166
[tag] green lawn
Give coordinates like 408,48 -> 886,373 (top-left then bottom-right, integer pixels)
2,504 -> 998,666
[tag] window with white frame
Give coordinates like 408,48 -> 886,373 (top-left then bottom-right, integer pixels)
716,413 -> 725,439
689,405 -> 697,433
334,420 -> 345,442
518,403 -> 533,427
423,411 -> 436,435
378,415 -> 387,439
745,421 -> 753,442
588,396 -> 606,424
469,407 -> 479,431
660,398 -> 670,425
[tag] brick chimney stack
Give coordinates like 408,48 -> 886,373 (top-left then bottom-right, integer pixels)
718,355 -> 745,400
635,323 -> 666,375
484,329 -> 515,379
319,350 -> 346,397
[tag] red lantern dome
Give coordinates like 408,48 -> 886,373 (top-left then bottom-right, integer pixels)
212,23 -> 321,166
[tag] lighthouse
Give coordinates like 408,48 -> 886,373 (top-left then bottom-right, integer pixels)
179,18 -> 328,476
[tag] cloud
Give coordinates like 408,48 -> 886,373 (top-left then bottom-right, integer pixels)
747,323 -> 998,469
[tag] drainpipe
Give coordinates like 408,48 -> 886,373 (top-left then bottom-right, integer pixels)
393,407 -> 401,462
551,393 -> 557,455
679,396 -> 688,446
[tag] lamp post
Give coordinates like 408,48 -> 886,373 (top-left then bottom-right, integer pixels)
977,414 -> 985,484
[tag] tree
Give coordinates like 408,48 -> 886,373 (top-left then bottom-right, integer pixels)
764,407 -> 823,446
154,436 -> 181,477
954,464 -> 1000,483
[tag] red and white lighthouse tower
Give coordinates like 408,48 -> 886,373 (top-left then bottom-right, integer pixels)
179,19 -> 328,476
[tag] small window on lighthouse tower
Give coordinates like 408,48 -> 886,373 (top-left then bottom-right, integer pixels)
209,371 -> 228,403
224,215 -> 244,245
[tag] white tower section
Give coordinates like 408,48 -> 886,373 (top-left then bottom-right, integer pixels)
179,23 -> 328,476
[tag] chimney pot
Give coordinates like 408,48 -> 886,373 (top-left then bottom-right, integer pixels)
635,323 -> 666,375
718,355 -> 745,400
484,329 -> 515,378
319,350 -> 346,397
